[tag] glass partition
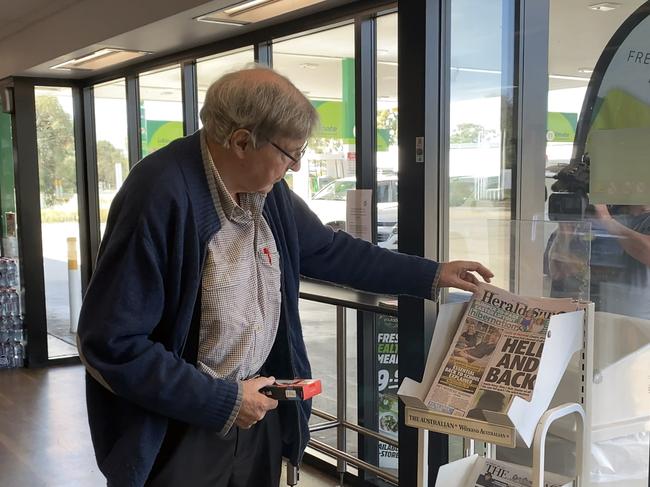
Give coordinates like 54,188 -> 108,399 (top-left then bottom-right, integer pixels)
547,3 -> 650,483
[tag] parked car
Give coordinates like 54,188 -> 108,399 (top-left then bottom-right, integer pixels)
306,175 -> 398,248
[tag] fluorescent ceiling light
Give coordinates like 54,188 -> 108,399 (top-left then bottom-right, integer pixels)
223,0 -> 274,15
194,16 -> 246,26
577,67 -> 594,74
51,48 -> 151,71
197,0 -> 326,25
588,2 -> 620,12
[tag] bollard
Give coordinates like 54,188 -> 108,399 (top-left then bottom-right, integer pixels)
67,237 -> 82,334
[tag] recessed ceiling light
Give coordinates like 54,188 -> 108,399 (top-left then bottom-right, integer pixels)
223,0 -> 274,15
197,0 -> 326,25
588,2 -> 621,12
50,48 -> 151,71
194,15 -> 246,26
577,67 -> 594,74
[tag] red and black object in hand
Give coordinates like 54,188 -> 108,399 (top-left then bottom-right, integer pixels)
260,379 -> 322,401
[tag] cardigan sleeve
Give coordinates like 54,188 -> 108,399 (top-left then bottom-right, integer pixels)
290,190 -> 439,300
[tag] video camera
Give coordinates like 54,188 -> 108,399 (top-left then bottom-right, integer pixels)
548,154 -> 590,221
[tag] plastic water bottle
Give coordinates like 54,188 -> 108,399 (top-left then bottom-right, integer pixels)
0,259 -> 6,288
0,317 -> 10,368
12,342 -> 23,368
8,290 -> 19,316
11,315 -> 23,344
6,260 -> 16,288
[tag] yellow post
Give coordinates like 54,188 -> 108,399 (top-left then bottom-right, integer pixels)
67,237 -> 81,333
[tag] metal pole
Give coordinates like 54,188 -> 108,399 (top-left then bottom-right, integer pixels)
336,305 -> 347,485
308,438 -> 399,485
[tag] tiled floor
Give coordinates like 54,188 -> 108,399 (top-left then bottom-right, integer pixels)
0,365 -> 341,486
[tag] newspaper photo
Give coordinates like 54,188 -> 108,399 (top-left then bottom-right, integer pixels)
424,282 -> 584,418
473,458 -> 571,487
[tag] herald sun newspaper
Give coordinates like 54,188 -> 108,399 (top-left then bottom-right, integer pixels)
424,282 -> 584,418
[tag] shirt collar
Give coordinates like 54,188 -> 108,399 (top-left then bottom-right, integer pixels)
200,130 -> 265,222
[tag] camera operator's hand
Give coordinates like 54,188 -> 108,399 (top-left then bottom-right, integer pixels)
235,376 -> 278,429
439,261 -> 494,294
593,204 -> 612,220
591,204 -> 650,267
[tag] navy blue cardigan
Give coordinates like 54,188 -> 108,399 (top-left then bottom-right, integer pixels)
77,131 -> 439,486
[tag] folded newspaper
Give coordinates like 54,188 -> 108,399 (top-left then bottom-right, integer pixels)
471,457 -> 571,487
424,283 -> 584,418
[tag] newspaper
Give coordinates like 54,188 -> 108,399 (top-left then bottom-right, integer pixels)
473,458 -> 572,487
424,282 -> 583,418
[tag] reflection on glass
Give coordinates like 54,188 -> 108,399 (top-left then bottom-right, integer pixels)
273,24 -> 356,232
197,47 -> 255,122
447,0 -> 515,294
139,66 -> 183,157
377,13 -> 399,250
35,86 -> 81,358
94,79 -> 128,237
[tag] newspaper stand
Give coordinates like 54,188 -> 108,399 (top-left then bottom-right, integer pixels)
398,301 -> 594,487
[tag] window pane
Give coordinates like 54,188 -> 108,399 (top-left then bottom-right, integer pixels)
93,79 -> 128,237
377,13 -> 398,251
35,86 -> 81,359
273,24 -> 356,233
139,66 -> 183,157
447,0 -> 516,294
197,47 -> 255,123
445,0 -> 517,460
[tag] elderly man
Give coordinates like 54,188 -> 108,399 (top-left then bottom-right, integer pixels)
77,66 -> 493,487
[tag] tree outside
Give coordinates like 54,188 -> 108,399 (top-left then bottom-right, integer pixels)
450,122 -> 497,145
36,95 -> 127,222
96,140 -> 128,191
36,96 -> 76,208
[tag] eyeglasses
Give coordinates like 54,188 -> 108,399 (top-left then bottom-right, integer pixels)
269,141 -> 307,170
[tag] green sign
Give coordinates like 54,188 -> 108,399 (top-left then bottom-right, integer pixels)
143,120 -> 183,156
546,112 -> 577,142
0,113 -> 16,237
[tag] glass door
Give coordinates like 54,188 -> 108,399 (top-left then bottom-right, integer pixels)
34,86 -> 82,359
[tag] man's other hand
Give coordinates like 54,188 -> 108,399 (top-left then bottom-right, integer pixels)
439,261 -> 494,294
235,376 -> 278,429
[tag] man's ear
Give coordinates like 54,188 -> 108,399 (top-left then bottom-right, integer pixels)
230,129 -> 250,158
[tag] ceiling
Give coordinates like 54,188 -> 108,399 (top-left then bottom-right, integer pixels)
0,0 -> 648,99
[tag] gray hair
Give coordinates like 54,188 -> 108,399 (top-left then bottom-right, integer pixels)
200,65 -> 318,148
